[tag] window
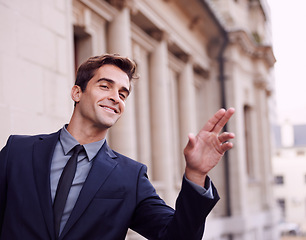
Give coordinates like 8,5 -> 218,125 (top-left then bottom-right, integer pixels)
297,150 -> 305,156
244,105 -> 254,178
277,198 -> 286,219
74,26 -> 93,74
274,175 -> 284,185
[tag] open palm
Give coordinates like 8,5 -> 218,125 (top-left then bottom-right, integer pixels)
184,108 -> 235,186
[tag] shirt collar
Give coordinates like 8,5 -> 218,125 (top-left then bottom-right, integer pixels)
60,125 -> 106,161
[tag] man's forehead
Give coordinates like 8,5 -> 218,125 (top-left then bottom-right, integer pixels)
95,65 -> 127,78
94,66 -> 130,89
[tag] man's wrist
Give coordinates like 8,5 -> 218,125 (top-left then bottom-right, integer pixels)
184,175 -> 214,199
185,167 -> 207,187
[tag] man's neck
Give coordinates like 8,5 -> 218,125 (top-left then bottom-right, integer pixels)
66,122 -> 107,145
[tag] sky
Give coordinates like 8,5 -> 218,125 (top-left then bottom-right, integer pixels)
268,0 -> 306,124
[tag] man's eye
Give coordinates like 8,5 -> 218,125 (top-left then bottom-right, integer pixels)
100,85 -> 108,89
119,93 -> 127,100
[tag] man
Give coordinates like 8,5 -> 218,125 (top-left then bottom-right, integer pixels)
0,54 -> 235,240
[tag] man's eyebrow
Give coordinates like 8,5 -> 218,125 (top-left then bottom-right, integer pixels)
97,78 -> 114,84
97,78 -> 130,96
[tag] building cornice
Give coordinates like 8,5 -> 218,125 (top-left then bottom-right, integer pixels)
106,0 -> 135,10
78,0 -> 117,21
228,30 -> 276,67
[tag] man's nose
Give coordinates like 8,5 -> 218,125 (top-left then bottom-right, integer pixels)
108,90 -> 120,103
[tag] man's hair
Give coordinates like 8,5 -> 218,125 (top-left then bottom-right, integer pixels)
75,53 -> 137,92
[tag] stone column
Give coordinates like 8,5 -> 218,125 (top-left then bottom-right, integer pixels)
107,3 -> 137,159
255,78 -> 273,208
149,33 -> 175,204
108,4 -> 131,56
178,58 -> 197,174
133,45 -> 152,177
225,59 -> 248,217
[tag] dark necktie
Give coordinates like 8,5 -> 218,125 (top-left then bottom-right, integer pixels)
53,144 -> 84,237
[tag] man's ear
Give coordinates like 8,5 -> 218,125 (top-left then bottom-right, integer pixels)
71,85 -> 82,103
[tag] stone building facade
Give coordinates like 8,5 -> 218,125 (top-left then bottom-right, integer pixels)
0,0 -> 279,239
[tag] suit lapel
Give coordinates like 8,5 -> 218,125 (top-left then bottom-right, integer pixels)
32,130 -> 61,240
60,142 -> 118,239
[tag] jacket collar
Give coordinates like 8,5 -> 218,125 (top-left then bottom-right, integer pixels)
33,130 -> 61,240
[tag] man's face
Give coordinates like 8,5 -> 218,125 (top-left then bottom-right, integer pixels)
74,64 -> 130,131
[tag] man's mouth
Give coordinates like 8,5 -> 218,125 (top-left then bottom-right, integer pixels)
100,105 -> 118,113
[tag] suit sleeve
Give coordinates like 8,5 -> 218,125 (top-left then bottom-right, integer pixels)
0,136 -> 12,236
130,165 -> 219,240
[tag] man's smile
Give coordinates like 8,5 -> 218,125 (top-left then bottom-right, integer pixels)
100,105 -> 118,114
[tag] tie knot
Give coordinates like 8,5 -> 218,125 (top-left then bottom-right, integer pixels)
73,144 -> 84,155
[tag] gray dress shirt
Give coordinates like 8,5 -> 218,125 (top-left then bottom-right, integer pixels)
50,126 -> 105,235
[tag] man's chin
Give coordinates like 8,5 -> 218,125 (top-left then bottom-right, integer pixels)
101,119 -> 120,129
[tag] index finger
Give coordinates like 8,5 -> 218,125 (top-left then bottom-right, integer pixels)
202,108 -> 235,133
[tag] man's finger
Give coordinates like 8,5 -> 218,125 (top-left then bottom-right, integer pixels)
220,142 -> 234,153
184,133 -> 196,151
218,132 -> 235,143
211,108 -> 235,133
202,108 -> 226,132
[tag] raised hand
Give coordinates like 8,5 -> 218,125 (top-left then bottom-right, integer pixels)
184,108 -> 235,186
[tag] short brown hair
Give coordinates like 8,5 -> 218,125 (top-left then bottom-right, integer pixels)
75,53 -> 137,92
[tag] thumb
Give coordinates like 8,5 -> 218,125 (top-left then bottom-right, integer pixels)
185,133 -> 196,150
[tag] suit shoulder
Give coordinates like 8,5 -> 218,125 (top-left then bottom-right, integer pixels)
112,150 -> 146,169
8,131 -> 57,142
3,131 -> 60,149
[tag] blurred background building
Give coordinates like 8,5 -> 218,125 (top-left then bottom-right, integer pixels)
273,121 -> 306,236
0,0 -> 279,239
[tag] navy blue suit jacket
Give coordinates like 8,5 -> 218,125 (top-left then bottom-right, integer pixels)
0,130 -> 220,240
